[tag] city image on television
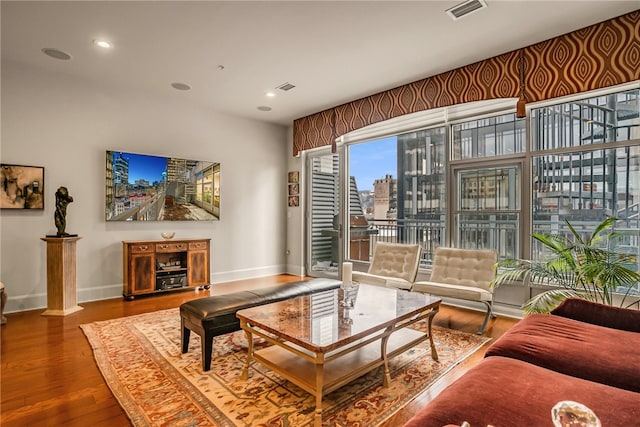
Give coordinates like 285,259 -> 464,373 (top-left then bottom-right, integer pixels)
105,151 -> 220,221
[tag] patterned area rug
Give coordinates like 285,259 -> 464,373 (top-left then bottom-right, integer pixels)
81,308 -> 490,426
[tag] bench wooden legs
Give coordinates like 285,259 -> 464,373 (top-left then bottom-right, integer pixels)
202,331 -> 214,371
478,301 -> 496,335
181,316 -> 214,371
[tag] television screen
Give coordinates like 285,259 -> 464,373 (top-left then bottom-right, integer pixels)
105,151 -> 220,221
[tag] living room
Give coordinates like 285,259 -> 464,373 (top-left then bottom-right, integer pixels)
2,1 -> 639,426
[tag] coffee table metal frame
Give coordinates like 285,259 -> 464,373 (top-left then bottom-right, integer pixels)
237,286 -> 440,427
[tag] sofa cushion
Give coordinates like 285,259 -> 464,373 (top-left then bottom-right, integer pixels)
485,313 -> 640,392
403,356 -> 640,427
551,297 -> 640,332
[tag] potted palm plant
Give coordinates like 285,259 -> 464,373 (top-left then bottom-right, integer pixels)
491,217 -> 640,314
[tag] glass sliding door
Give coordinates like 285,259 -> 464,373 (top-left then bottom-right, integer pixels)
307,151 -> 341,278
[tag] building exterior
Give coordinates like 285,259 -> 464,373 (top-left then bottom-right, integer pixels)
373,174 -> 397,220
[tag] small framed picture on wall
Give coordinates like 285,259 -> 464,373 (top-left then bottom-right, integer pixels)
1,164 -> 45,209
288,171 -> 300,207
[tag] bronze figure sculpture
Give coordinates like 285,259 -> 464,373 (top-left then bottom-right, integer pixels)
54,186 -> 75,237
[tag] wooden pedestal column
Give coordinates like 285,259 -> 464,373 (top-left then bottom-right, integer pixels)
41,236 -> 83,316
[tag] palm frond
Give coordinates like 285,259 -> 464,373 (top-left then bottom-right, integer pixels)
493,217 -> 640,314
522,289 -> 584,314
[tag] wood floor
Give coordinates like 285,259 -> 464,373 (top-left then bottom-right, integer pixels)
0,275 -> 518,427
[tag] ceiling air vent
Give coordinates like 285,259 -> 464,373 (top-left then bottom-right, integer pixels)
276,82 -> 296,92
446,0 -> 487,20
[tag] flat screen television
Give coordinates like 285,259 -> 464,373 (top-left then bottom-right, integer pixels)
105,151 -> 220,221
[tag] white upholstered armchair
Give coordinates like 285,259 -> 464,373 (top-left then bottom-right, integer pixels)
412,247 -> 498,334
352,242 -> 422,290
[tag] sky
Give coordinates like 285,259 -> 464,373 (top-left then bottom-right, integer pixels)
348,136 -> 397,192
114,152 -> 167,183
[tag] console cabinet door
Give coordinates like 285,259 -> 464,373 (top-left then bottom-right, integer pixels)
188,249 -> 209,287
130,253 -> 155,294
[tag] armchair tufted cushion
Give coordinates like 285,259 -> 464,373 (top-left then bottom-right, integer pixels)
413,247 -> 497,298
412,247 -> 497,333
430,247 -> 497,291
352,242 -> 422,290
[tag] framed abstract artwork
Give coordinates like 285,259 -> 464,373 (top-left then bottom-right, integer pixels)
1,164 -> 44,209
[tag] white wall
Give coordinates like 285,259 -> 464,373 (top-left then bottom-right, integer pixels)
285,132 -> 305,276
1,61 -> 290,312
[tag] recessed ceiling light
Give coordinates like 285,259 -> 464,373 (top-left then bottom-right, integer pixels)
42,48 -> 72,60
93,39 -> 112,49
265,92 -> 276,98
171,82 -> 191,91
257,106 -> 272,112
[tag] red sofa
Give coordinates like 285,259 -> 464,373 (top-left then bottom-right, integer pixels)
404,298 -> 640,427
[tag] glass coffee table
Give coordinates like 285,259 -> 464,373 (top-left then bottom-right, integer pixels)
236,284 -> 441,427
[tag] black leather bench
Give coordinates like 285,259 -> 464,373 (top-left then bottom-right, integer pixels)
180,278 -> 341,371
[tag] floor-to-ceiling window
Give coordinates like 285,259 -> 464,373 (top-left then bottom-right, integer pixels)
326,86 -> 639,302
453,165 -> 521,260
530,88 -> 640,294
450,113 -> 526,261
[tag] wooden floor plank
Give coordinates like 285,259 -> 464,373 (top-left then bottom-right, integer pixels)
0,274 -> 518,427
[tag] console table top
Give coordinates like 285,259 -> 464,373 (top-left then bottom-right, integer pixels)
122,238 -> 210,244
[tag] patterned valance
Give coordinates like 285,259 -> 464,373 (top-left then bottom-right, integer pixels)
293,11 -> 640,157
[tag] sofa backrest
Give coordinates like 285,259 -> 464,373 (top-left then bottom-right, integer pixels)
368,242 -> 422,283
430,247 -> 498,292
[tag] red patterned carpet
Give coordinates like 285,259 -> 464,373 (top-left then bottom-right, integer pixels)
81,308 -> 489,426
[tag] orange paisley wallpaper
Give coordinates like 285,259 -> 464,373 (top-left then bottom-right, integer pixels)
293,11 -> 640,156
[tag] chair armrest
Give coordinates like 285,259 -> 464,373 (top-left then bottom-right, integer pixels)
352,272 -> 387,287
551,298 -> 640,332
383,277 -> 412,290
352,272 -> 412,290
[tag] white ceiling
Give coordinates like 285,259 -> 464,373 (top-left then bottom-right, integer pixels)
2,1 -> 639,126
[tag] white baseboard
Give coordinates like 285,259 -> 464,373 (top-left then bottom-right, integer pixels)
211,264 -> 287,284
4,265 -> 291,314
284,264 -> 306,277
439,298 -> 524,319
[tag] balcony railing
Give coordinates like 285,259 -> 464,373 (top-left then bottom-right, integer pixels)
366,216 -> 519,268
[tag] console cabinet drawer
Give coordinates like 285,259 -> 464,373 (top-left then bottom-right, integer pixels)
189,241 -> 208,250
129,244 -> 154,253
156,242 -> 188,252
